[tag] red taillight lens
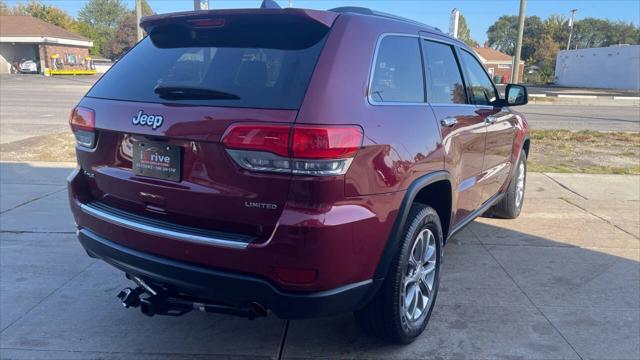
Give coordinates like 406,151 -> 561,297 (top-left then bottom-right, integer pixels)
222,123 -> 363,176
222,124 -> 291,157
69,106 -> 95,131
187,18 -> 225,28
292,126 -> 363,159
69,106 -> 96,148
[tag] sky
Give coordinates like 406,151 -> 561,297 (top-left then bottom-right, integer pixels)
6,0 -> 640,43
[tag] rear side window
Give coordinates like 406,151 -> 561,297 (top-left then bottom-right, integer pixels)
421,40 -> 467,104
87,16 -> 329,110
369,36 -> 424,103
459,50 -> 498,105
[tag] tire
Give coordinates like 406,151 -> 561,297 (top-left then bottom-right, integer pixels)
492,150 -> 527,219
355,203 -> 442,343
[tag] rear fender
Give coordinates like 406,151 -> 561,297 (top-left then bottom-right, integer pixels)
373,171 -> 453,280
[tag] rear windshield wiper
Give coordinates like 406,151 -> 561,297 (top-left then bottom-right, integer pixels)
154,85 -> 240,100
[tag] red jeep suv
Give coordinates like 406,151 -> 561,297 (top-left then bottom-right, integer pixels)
68,6 -> 530,343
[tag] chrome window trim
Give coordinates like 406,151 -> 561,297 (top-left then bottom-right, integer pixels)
430,103 -> 478,108
419,34 -> 462,47
80,203 -> 249,250
367,33 -> 428,107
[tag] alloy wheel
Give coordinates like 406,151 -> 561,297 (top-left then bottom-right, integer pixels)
515,161 -> 526,209
402,228 -> 437,323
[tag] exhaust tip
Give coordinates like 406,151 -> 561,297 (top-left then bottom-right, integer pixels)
248,302 -> 268,319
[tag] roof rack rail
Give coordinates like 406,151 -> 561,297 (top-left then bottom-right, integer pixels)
328,6 -> 443,33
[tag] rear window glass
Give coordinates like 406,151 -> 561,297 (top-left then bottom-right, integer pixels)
87,17 -> 329,110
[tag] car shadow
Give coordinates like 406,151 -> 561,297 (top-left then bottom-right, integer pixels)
278,222 -> 640,359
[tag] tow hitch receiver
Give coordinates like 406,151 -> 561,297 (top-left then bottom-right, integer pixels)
116,276 -> 268,319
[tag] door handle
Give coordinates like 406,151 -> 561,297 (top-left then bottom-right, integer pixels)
440,117 -> 457,127
485,116 -> 497,124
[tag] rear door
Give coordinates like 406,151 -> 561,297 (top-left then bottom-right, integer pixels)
421,38 -> 486,224
458,49 -> 517,202
76,13 -> 332,241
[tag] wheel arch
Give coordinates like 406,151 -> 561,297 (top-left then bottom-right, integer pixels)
373,171 -> 453,280
522,136 -> 531,158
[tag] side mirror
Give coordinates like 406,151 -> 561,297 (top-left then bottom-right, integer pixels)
505,84 -> 528,106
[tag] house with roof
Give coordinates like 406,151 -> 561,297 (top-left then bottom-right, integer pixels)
473,46 -> 524,84
0,15 -> 93,74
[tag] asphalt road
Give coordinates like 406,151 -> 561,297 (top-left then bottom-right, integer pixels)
0,74 -> 97,144
1,74 -> 638,144
520,103 -> 640,132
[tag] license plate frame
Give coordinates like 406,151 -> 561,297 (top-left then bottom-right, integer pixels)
132,140 -> 182,182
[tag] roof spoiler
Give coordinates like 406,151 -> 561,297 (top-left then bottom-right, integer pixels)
140,8 -> 338,33
260,0 -> 281,9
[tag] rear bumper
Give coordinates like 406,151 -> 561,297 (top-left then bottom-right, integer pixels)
78,228 -> 381,319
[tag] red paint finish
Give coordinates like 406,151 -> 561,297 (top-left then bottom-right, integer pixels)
68,9 -> 529,303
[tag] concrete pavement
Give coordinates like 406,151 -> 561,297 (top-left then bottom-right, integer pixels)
1,161 -> 638,359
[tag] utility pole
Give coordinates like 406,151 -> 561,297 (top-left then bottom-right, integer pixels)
135,0 -> 143,41
511,0 -> 526,84
566,9 -> 577,50
194,0 -> 209,10
449,9 -> 460,38
289,0 -> 293,7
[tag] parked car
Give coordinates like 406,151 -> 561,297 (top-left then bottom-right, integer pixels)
18,59 -> 38,73
68,6 -> 529,343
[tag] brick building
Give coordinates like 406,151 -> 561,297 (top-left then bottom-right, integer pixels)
0,15 -> 93,74
473,46 -> 524,84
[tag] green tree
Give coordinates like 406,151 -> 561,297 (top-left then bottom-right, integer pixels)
104,13 -> 136,59
78,0 -> 127,29
487,15 -> 544,61
570,18 -> 610,48
457,14 -> 478,47
570,18 -> 639,49
527,34 -> 560,84
0,0 -> 10,15
76,0 -> 128,57
70,20 -> 102,56
140,0 -> 154,16
544,15 -> 568,46
9,0 -> 74,29
103,0 -> 154,59
487,15 -> 516,53
605,21 -> 640,46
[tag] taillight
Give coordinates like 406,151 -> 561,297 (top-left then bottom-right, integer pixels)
292,126 -> 363,159
187,18 -> 225,28
69,106 -> 96,148
222,124 -> 363,176
222,124 -> 290,157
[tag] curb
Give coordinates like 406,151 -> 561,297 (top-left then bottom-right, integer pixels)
527,93 -> 640,106
557,94 -> 598,99
613,96 -> 640,100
